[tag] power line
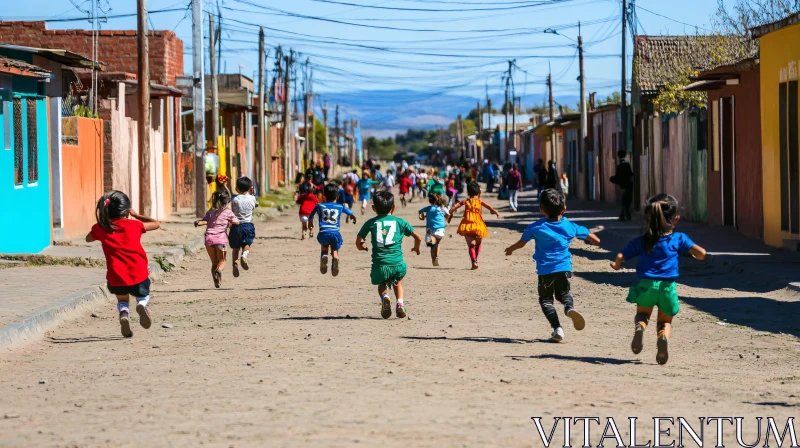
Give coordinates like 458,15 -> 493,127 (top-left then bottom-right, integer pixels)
305,0 -> 577,12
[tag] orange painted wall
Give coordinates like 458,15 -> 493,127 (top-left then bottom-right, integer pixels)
61,117 -> 103,239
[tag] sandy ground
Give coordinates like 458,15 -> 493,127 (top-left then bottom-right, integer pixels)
1,189 -> 799,448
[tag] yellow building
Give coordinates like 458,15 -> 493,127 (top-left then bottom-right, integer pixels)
753,13 -> 800,248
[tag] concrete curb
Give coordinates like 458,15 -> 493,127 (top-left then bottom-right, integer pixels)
0,236 -> 206,352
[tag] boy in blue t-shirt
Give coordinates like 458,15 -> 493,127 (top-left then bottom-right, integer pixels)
313,183 -> 356,277
505,188 -> 600,342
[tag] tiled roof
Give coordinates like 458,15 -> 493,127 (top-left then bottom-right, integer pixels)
0,56 -> 50,78
751,12 -> 800,38
633,35 -> 755,94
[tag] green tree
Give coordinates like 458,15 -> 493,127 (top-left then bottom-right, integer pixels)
603,91 -> 621,104
366,136 -> 397,160
312,117 -> 327,154
467,106 -> 498,122
448,119 -> 476,137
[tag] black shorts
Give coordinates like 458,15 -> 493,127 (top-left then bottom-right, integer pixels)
107,278 -> 151,297
537,271 -> 572,300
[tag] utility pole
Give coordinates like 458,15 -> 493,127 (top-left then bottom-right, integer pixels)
579,22 -> 587,178
504,61 -> 511,163
350,118 -> 356,166
323,101 -> 330,175
511,96 -> 517,160
191,0 -> 205,217
334,105 -> 340,166
621,0 -> 628,154
209,13 -> 221,188
282,51 -> 293,184
476,101 -> 482,161
302,58 -> 310,171
257,27 -> 267,195
137,0 -> 151,216
486,98 -> 492,156
548,61 -> 555,162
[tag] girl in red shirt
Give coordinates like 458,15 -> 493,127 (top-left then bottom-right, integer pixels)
398,170 -> 414,207
296,182 -> 319,240
86,191 -> 160,338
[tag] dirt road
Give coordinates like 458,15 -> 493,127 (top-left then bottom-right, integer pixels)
1,189 -> 798,447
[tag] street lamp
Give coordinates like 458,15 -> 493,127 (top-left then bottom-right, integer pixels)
544,22 -> 586,190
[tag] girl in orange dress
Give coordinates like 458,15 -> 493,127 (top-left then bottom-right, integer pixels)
448,181 -> 500,269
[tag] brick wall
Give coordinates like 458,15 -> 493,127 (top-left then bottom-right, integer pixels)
0,21 -> 184,86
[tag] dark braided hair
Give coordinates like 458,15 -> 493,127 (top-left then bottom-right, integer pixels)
642,194 -> 679,252
95,190 -> 132,232
210,187 -> 231,211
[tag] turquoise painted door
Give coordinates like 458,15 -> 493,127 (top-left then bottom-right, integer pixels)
0,96 -> 51,253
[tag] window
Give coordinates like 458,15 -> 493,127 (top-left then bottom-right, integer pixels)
26,98 -> 37,184
2,101 -> 9,151
13,98 -> 22,185
712,100 -> 720,171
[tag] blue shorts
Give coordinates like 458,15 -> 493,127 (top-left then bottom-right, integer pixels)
317,231 -> 344,251
229,223 -> 255,249
343,194 -> 354,208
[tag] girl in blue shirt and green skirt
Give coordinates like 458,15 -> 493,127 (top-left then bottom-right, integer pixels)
611,194 -> 707,365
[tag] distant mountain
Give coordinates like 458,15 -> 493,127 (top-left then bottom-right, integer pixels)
319,89 -> 579,138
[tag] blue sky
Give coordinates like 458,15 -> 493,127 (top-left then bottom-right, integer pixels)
2,0 -> 719,134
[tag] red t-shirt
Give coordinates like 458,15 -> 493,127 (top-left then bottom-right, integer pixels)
90,219 -> 149,287
398,177 -> 413,194
297,193 -> 319,216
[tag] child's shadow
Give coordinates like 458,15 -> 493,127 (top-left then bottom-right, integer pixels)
256,236 -> 301,241
507,354 -> 643,365
47,336 -> 128,344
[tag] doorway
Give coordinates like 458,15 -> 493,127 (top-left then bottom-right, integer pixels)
720,97 -> 736,227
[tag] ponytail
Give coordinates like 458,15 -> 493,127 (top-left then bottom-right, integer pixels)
95,191 -> 132,232
642,194 -> 679,252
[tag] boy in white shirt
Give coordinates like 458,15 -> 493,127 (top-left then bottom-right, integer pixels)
230,177 -> 258,277
383,169 -> 395,191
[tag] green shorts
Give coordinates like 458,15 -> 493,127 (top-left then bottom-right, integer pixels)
626,279 -> 680,316
370,262 -> 407,286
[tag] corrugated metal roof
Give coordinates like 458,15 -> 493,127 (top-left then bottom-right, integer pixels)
0,56 -> 50,78
0,43 -> 104,70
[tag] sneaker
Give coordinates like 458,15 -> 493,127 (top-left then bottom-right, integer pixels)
213,270 -> 221,289
136,303 -> 152,329
232,262 -> 240,278
396,303 -> 407,319
309,230 -> 314,238
301,231 -> 306,240
320,256 -> 328,275
566,308 -> 586,331
119,311 -> 133,338
471,261 -> 479,270
331,258 -> 340,277
432,257 -> 439,267
380,296 -> 392,319
631,323 -> 645,354
550,327 -> 565,343
656,334 -> 669,365
241,255 -> 249,271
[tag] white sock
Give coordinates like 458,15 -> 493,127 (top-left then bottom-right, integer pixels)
117,302 -> 129,313
242,250 -> 249,258
136,295 -> 150,307
381,293 -> 390,304
397,298 -> 404,307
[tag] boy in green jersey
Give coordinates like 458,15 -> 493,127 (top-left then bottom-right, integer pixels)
356,190 -> 422,319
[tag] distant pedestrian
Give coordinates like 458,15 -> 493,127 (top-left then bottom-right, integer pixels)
610,194 -> 707,365
507,163 -> 522,212
610,150 -> 634,221
545,161 -> 559,190
324,153 -> 331,180
560,173 -> 569,199
87,191 -> 160,338
484,162 -> 496,193
537,161 -> 548,199
195,187 -> 239,289
358,172 -> 380,215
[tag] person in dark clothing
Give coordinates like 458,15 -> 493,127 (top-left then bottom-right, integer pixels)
537,161 -> 548,199
545,161 -> 559,190
610,150 -> 634,221
506,163 -> 522,212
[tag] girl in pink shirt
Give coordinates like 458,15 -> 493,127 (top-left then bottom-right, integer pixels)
195,187 -> 239,288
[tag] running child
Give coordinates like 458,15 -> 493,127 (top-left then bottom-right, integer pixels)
398,170 -> 414,207
230,176 -> 257,278
341,176 -> 356,221
87,191 -> 160,338
448,181 -> 500,270
610,194 -> 706,365
357,172 -> 380,215
504,188 -> 600,342
296,182 -> 319,239
195,187 -> 239,288
418,192 -> 450,266
356,190 -> 422,319
314,183 -> 357,276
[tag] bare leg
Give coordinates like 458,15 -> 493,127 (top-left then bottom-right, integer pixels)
320,245 -> 329,274
116,294 -> 133,337
215,247 -> 227,273
206,246 -> 218,275
631,306 -> 654,354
